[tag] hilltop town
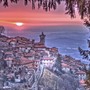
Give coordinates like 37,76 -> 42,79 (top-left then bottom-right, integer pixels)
0,27 -> 88,90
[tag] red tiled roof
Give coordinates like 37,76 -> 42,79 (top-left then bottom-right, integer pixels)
79,80 -> 85,84
20,57 -> 39,65
42,58 -> 53,60
24,53 -> 34,57
4,58 -> 13,61
76,71 -> 86,74
34,45 -> 46,48
5,51 -> 13,55
62,63 -> 70,68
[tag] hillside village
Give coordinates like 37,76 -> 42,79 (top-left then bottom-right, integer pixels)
0,28 -> 89,90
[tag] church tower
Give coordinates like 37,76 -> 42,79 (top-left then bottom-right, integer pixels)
39,32 -> 46,45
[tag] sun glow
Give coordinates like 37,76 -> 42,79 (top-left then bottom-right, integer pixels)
15,22 -> 24,26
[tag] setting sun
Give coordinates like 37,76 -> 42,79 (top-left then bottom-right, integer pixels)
15,22 -> 24,26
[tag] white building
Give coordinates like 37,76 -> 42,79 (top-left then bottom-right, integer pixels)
62,63 -> 70,73
76,71 -> 86,81
41,57 -> 55,68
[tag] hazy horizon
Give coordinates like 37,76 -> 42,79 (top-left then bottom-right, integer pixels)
3,24 -> 89,59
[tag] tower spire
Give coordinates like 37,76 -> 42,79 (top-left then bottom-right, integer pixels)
39,32 -> 46,45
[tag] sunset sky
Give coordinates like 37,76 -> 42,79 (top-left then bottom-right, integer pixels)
0,1 -> 88,59
0,1 -> 83,28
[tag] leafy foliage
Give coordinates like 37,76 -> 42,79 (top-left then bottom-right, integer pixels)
85,70 -> 90,87
78,40 -> 90,87
0,0 -> 90,23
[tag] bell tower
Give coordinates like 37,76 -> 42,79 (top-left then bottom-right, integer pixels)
39,32 -> 46,45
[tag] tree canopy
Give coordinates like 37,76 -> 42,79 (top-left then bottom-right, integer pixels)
0,0 -> 90,24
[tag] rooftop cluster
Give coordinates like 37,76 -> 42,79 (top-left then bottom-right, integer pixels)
0,28 -> 88,89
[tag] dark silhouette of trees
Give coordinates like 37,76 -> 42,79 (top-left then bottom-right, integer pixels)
85,69 -> 90,88
78,40 -> 90,87
78,47 -> 89,60
0,0 -> 90,26
84,19 -> 90,27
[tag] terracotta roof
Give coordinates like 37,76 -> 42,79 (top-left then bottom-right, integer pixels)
79,80 -> 85,84
34,45 -> 46,48
76,71 -> 86,74
4,58 -> 13,61
5,51 -> 13,55
34,43 -> 46,48
20,57 -> 39,65
24,53 -> 34,57
62,63 -> 70,68
42,58 -> 53,60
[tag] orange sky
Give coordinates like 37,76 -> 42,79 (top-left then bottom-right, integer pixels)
0,1 -> 83,28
